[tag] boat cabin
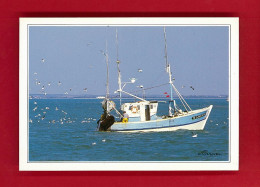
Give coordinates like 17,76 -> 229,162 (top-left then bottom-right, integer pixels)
120,101 -> 158,122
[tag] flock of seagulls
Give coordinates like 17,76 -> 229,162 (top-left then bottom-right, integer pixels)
33,58 -> 89,96
30,101 -> 97,126
34,56 -> 196,97
30,101 -> 104,147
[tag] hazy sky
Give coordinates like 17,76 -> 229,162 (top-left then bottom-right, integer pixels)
29,26 -> 229,96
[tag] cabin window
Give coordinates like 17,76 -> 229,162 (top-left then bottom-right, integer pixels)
150,105 -> 153,109
129,105 -> 140,110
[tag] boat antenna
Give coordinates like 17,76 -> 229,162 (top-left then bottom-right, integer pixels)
163,27 -> 170,72
116,28 -> 122,106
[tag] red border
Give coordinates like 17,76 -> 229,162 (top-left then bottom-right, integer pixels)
1,0 -> 260,186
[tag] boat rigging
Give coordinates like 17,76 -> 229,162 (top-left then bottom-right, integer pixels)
97,27 -> 213,132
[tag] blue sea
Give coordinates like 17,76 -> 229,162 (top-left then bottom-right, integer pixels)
29,98 -> 229,161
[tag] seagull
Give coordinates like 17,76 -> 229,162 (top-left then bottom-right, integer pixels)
58,81 -> 62,86
41,58 -> 45,63
42,86 -> 45,90
190,86 -> 195,90
48,82 -> 51,86
83,88 -> 87,92
102,139 -> 106,142
138,69 -> 143,73
87,42 -> 92,46
69,88 -> 72,91
100,50 -> 107,56
55,107 -> 59,111
64,92 -> 68,95
137,85 -> 144,88
181,85 -> 185,88
34,101 -> 37,105
130,78 -> 136,83
37,81 -> 41,85
92,142 -> 96,145
34,72 -> 37,75
192,132 -> 198,138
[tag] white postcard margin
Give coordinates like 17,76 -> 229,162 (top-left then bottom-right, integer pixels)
19,17 -> 239,171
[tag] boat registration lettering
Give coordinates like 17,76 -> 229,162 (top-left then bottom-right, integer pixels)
192,113 -> 206,120
169,119 -> 174,125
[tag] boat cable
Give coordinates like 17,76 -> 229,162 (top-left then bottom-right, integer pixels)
130,82 -> 169,94
171,83 -> 192,111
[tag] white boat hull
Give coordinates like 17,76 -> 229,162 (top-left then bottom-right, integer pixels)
111,105 -> 213,132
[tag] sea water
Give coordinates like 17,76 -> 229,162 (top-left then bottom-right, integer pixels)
29,98 -> 229,161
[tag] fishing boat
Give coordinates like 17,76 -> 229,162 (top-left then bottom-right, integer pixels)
97,27 -> 213,132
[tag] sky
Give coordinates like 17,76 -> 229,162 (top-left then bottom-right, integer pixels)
29,26 -> 229,96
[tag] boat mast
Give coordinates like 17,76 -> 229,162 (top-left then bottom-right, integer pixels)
163,27 -> 174,116
116,28 -> 122,106
105,39 -> 109,99
163,27 -> 192,113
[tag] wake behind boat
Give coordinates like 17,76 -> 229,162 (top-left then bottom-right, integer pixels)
97,27 -> 213,132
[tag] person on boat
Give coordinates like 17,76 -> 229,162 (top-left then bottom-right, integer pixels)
122,111 -> 129,123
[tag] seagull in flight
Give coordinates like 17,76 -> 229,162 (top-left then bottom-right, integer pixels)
190,86 -> 195,90
41,58 -> 45,63
138,69 -> 143,73
58,81 -> 62,86
130,78 -> 137,83
100,50 -> 106,56
83,88 -> 88,92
